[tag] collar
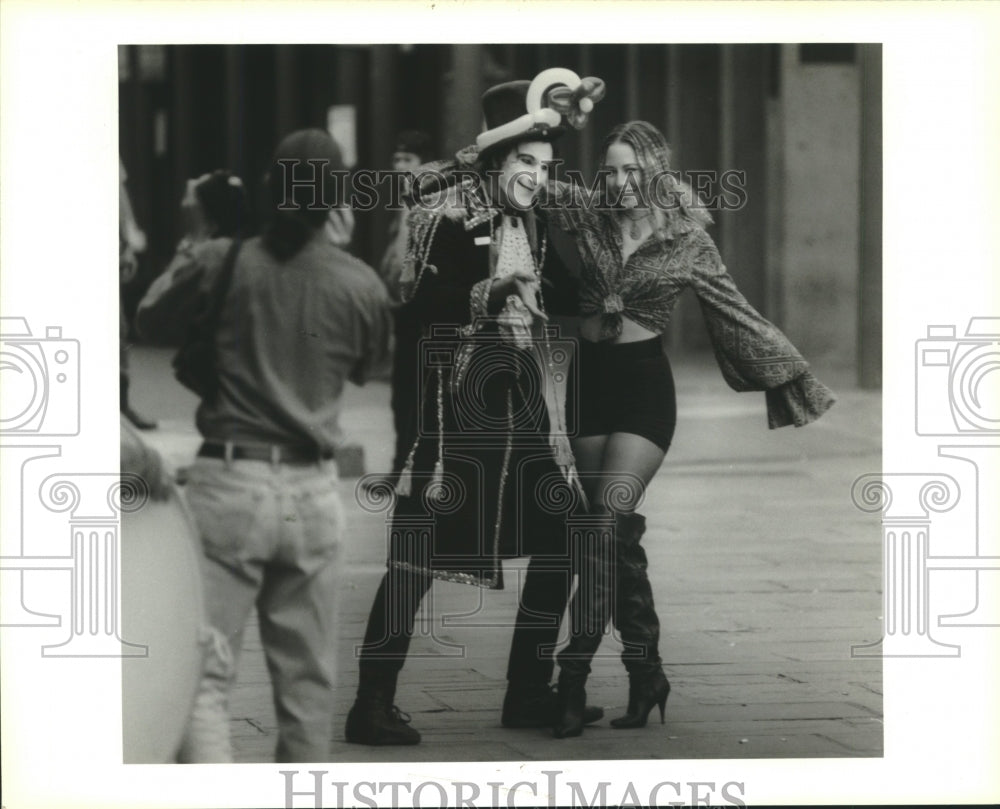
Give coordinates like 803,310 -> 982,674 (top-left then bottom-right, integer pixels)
461,184 -> 501,230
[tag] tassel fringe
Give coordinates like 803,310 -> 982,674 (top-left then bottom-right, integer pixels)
428,459 -> 444,501
395,463 -> 413,497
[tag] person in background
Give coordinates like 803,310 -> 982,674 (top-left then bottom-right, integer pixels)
120,415 -> 237,765
119,156 -> 157,429
136,170 -> 251,346
137,130 -> 392,762
362,129 -> 433,490
377,130 -> 433,302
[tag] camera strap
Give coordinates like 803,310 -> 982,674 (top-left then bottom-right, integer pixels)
202,238 -> 243,328
172,238 -> 242,402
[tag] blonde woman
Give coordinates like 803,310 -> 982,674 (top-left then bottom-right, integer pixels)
549,121 -> 836,734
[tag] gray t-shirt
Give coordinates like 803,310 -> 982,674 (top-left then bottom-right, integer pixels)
138,231 -> 391,452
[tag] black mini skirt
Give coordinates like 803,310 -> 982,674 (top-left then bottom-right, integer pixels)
565,336 -> 677,452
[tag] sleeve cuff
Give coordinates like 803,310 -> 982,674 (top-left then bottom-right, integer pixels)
469,277 -> 493,320
497,295 -> 534,349
765,370 -> 837,429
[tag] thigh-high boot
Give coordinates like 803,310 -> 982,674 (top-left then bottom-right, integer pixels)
552,520 -> 615,738
610,512 -> 670,728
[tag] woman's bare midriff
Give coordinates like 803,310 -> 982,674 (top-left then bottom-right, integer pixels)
579,313 -> 659,344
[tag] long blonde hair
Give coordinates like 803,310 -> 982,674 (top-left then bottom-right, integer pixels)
601,120 -> 713,238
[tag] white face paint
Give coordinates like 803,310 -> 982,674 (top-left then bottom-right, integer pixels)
603,141 -> 644,210
495,140 -> 554,211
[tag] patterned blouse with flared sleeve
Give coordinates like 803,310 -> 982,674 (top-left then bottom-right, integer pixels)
545,183 -> 836,429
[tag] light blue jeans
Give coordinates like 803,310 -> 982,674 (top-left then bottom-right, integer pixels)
182,455 -> 344,763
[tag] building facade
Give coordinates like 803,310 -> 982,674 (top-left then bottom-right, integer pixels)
119,43 -> 881,388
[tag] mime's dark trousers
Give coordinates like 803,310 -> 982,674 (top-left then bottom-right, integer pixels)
356,556 -> 575,690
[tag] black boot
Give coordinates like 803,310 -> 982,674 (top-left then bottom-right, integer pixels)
552,672 -> 588,738
610,667 -> 670,728
609,512 -> 670,729
502,681 -> 603,728
344,677 -> 420,746
551,515 -> 615,738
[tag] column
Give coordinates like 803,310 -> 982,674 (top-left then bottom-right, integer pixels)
443,45 -> 483,157
0,445 -> 62,627
937,445 -> 1000,626
851,473 -> 961,657
38,473 -> 148,657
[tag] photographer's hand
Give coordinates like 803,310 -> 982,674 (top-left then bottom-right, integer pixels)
179,175 -> 214,244
326,207 -> 355,247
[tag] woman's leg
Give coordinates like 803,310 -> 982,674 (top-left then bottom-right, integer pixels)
592,432 -> 665,514
570,435 -> 609,502
598,432 -> 671,727
552,518 -> 615,737
590,432 -> 665,672
551,436 -> 614,737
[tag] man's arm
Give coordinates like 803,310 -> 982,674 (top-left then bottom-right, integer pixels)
348,273 -> 394,387
135,237 -> 231,345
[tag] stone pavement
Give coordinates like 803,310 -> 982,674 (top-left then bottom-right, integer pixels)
129,346 -> 883,762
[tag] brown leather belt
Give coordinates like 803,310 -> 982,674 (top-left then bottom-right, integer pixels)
197,441 -> 334,465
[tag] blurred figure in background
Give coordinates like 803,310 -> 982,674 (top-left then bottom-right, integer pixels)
366,130 -> 432,490
120,414 -> 171,502
182,169 -> 252,242
378,130 -> 432,301
137,130 -> 392,762
119,156 -> 157,429
120,416 -> 236,765
137,170 -> 251,346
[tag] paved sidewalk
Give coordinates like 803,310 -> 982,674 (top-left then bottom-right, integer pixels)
130,346 -> 882,762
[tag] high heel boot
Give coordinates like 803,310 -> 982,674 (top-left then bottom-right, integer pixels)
553,512 -> 615,738
608,512 -> 671,728
502,681 -> 603,728
610,666 -> 670,728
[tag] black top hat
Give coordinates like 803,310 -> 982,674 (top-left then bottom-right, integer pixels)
476,80 -> 564,158
475,68 -> 607,160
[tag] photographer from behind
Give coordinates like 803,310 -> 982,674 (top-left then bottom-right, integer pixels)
137,130 -> 392,763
